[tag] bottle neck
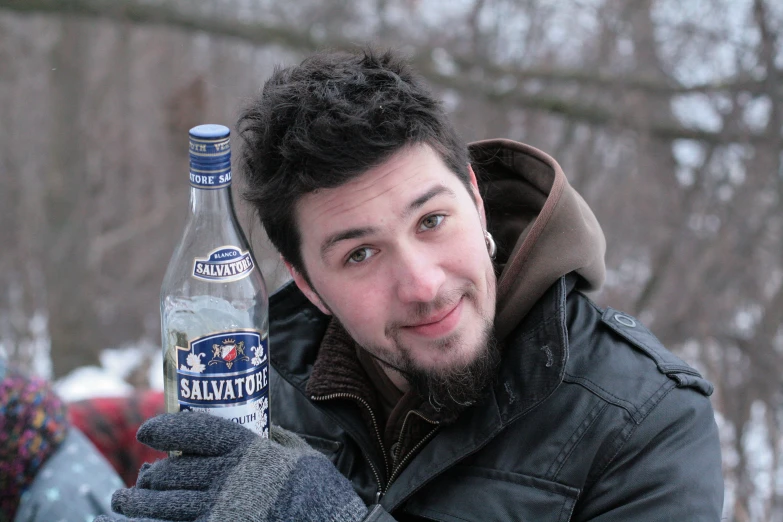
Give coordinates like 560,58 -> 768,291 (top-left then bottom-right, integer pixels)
188,184 -> 235,217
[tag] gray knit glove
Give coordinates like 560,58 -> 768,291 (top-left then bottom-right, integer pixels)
95,411 -> 368,522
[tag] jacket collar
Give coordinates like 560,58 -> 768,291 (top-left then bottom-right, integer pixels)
493,273 -> 573,423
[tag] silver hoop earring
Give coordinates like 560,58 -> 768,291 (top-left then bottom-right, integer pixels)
484,230 -> 497,259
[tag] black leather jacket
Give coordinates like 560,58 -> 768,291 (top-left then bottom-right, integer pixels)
269,275 -> 723,521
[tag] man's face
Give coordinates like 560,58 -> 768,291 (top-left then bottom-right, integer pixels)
290,144 -> 497,387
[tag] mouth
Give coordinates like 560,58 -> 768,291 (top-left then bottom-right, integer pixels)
401,297 -> 464,339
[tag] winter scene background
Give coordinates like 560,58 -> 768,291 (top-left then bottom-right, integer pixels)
1,1 -> 783,520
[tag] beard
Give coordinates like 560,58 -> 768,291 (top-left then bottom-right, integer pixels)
355,284 -> 500,420
388,318 -> 500,420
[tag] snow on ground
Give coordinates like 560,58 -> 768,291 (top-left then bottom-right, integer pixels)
54,365 -> 134,402
54,339 -> 164,402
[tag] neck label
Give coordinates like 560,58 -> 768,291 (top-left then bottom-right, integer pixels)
193,246 -> 255,282
189,169 -> 232,189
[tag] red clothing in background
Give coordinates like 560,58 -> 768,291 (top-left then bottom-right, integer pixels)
68,390 -> 167,486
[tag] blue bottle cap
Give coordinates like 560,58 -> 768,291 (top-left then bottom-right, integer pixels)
189,124 -> 230,140
189,124 -> 231,189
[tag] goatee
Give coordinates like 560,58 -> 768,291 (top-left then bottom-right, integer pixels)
359,313 -> 500,421
396,323 -> 500,420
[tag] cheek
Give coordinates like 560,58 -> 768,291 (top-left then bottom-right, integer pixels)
319,279 -> 389,332
446,224 -> 497,313
445,222 -> 489,274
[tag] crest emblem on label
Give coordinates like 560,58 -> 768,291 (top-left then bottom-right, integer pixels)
209,338 -> 250,370
193,246 -> 255,283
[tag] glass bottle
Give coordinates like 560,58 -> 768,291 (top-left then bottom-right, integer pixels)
160,124 -> 269,437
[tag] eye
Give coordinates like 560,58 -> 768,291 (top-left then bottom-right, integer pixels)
419,214 -> 445,231
346,247 -> 376,265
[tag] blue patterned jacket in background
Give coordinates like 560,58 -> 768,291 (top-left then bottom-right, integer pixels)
14,427 -> 126,522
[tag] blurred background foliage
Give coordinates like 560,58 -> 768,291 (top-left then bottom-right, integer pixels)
1,0 -> 782,519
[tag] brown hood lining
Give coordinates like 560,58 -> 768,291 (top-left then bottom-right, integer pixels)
470,139 -> 606,340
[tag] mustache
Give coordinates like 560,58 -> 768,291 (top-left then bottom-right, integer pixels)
385,283 -> 477,332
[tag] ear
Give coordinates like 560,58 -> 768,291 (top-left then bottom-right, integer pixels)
283,258 -> 332,316
467,164 -> 487,229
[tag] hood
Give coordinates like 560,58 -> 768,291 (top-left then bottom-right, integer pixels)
470,139 -> 606,340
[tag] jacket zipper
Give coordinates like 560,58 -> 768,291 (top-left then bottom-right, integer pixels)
392,409 -> 439,463
385,411 -> 439,495
311,392 -> 390,501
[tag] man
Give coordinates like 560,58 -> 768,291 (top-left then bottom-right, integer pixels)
102,49 -> 723,521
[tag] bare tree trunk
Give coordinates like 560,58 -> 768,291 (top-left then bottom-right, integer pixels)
46,17 -> 103,378
622,0 -> 679,318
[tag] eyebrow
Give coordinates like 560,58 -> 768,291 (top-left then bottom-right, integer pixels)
320,226 -> 379,261
401,185 -> 457,219
319,184 -> 457,261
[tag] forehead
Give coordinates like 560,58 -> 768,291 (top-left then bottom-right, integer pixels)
295,145 -> 464,232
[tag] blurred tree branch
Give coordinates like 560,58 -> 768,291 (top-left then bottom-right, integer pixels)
452,56 -> 777,96
0,0 -> 317,49
2,0 -> 778,145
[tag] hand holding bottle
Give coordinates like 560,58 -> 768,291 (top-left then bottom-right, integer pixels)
96,412 -> 369,522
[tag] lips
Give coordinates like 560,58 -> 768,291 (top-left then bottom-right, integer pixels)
402,297 -> 464,339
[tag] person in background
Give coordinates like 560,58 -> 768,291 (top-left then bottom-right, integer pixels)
0,358 -> 126,522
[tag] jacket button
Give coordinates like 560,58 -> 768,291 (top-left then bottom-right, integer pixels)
614,313 -> 637,328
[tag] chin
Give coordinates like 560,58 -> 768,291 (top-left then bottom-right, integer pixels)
411,336 -> 483,373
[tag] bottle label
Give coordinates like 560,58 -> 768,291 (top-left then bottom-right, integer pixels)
176,330 -> 269,437
192,246 -> 255,283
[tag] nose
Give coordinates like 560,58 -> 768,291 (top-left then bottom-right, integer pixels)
393,243 -> 446,304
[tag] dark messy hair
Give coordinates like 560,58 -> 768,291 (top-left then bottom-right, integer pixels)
237,48 -> 471,276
